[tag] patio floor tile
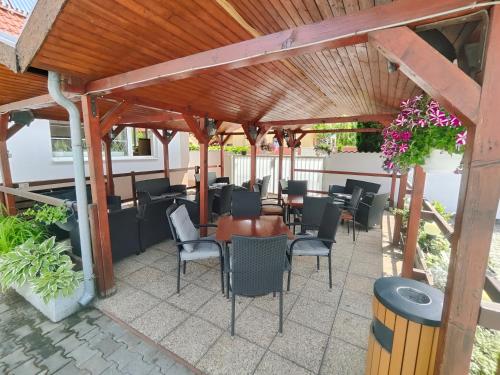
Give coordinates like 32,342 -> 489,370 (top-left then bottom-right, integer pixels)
233,306 -> 280,348
251,291 -> 299,318
285,273 -> 309,293
330,255 -> 352,272
135,249 -> 170,265
299,279 -> 342,307
179,262 -> 212,282
195,293 -> 251,330
161,316 -> 222,364
350,250 -> 383,268
254,351 -> 313,375
344,274 -> 375,295
309,268 -> 347,287
197,334 -> 265,375
288,296 -> 337,334
320,338 -> 367,375
339,290 -> 373,319
130,302 -> 189,342
348,260 -> 382,279
269,320 -> 328,373
192,269 -> 224,293
149,254 -> 179,274
331,310 -> 371,349
125,266 -> 179,300
93,284 -> 160,322
113,258 -> 145,279
166,284 -> 216,313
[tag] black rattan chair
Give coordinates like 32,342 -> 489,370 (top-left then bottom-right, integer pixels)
227,235 -> 289,335
287,180 -> 308,196
176,190 -> 216,224
336,185 -> 363,241
212,184 -> 234,216
231,191 -> 261,218
356,192 -> 389,231
288,196 -> 333,235
287,203 -> 341,290
166,204 -> 224,294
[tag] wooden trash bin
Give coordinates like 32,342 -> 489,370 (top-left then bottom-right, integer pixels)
366,277 -> 444,375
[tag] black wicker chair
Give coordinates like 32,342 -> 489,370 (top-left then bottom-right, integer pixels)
166,204 -> 224,294
287,203 -> 341,290
288,196 -> 333,235
356,192 -> 389,231
137,198 -> 175,250
135,178 -> 186,204
176,190 -> 216,224
227,235 -> 289,335
231,191 -> 261,218
287,180 -> 308,196
335,185 -> 363,241
212,184 -> 234,216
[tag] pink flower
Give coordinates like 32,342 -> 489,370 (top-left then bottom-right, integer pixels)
395,114 -> 407,126
428,99 -> 440,111
399,143 -> 409,153
392,132 -> 400,141
401,131 -> 412,142
449,116 -> 462,127
400,98 -> 411,109
417,118 -> 427,127
429,109 -> 448,127
456,131 -> 467,146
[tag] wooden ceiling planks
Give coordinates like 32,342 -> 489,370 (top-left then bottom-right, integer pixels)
0,65 -> 47,106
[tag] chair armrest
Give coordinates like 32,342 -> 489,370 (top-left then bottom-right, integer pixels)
177,239 -> 223,254
136,191 -> 152,204
169,184 -> 187,193
289,236 -> 335,251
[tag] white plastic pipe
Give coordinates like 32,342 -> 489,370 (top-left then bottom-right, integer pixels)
48,71 -> 95,306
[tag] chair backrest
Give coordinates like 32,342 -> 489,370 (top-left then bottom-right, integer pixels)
301,196 -> 333,230
217,184 -> 234,214
259,175 -> 271,199
349,185 -> 364,211
279,179 -> 288,190
166,204 -> 199,252
231,235 -> 288,296
195,172 -> 217,185
231,191 -> 261,218
287,180 -> 308,196
345,179 -> 381,195
328,184 -> 345,195
135,178 -> 170,197
317,203 -> 342,246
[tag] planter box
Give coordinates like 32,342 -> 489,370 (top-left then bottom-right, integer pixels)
13,281 -> 84,322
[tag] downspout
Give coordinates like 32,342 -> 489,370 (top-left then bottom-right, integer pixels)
48,71 -> 95,306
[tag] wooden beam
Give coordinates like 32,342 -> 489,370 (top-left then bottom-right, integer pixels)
81,95 -> 114,297
297,128 -> 382,134
0,92 -> 79,114
123,122 -> 189,132
393,173 -> 408,245
402,166 -> 426,278
183,115 -> 206,143
389,173 -> 397,207
110,125 -> 126,140
0,114 -> 15,214
162,130 -> 176,178
103,136 -> 114,196
7,123 -> 26,140
255,125 -> 270,145
258,114 -> 394,127
99,101 -> 133,137
276,130 -> 284,202
242,123 -> 257,146
250,144 -> 257,191
118,111 -> 184,125
199,118 -> 209,236
85,0 -> 482,95
436,6 -> 500,374
369,26 -> 481,126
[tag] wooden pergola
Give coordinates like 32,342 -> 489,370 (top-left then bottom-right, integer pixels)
0,1 -> 499,373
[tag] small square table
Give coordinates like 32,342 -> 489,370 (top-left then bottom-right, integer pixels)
215,215 -> 294,242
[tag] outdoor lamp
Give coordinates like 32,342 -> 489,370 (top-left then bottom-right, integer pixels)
205,117 -> 217,137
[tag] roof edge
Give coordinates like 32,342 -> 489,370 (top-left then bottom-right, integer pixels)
0,40 -> 17,70
15,0 -> 67,73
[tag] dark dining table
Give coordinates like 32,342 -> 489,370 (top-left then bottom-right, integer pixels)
215,215 -> 294,242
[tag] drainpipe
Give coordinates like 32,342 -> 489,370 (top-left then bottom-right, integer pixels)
48,71 -> 95,306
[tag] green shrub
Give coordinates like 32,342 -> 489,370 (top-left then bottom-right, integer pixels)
224,145 -> 249,155
23,204 -> 69,225
356,122 -> 383,152
0,215 -> 47,254
0,237 -> 83,303
470,327 -> 500,375
431,200 -> 453,222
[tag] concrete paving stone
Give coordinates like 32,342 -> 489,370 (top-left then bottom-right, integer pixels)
67,342 -> 97,367
233,306 -> 281,348
0,338 -> 19,357
339,290 -> 373,319
195,293 -> 250,329
39,350 -> 72,373
331,245 -> 355,259
91,336 -> 126,358
131,302 -> 189,342
54,361 -> 90,374
251,291 -> 298,318
349,260 -> 382,279
147,350 -> 177,373
114,330 -> 144,350
197,334 -> 265,375
0,347 -> 31,369
45,325 -> 74,345
320,338 -> 367,375
351,250 -> 383,268
94,283 -> 161,322
309,268 -> 347,288
107,345 -> 144,370
344,274 -> 375,296
177,261 -> 212,282
254,351 -> 314,375
77,307 -> 102,321
122,356 -> 156,375
69,320 -> 98,339
163,362 -> 195,375
10,358 -> 43,375
166,284 -> 215,313
36,319 -> 63,335
290,261 -> 320,278
55,333 -> 86,355
11,324 -> 33,341
331,309 -> 371,349
149,254 -> 179,274
92,315 -> 127,339
330,255 -> 352,272
288,296 -> 337,334
284,273 -> 309,293
126,266 -> 179,300
113,258 -> 146,279
299,278 -> 342,307
269,320 -> 328,373
192,269 -> 224,293
135,249 -> 171,265
161,316 -> 222,364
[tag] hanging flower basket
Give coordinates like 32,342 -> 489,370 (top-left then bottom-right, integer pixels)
381,95 -> 467,173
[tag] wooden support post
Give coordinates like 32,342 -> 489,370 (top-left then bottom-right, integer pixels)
219,135 -> 229,177
436,6 -> 500,374
393,173 -> 408,246
290,146 -> 295,180
88,204 -> 105,295
402,166 -> 426,278
275,131 -> 284,202
199,122 -> 209,237
0,114 -> 15,215
389,173 -> 397,207
81,95 -> 115,296
103,135 -> 114,196
250,144 -> 257,191
162,130 -> 170,178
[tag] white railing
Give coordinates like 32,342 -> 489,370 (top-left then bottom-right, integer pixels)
231,155 -> 324,193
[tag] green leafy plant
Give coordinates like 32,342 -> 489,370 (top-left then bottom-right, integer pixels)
224,145 -> 249,155
0,214 -> 47,254
431,200 -> 453,222
470,327 -> 500,375
391,207 -> 410,231
314,143 -> 332,156
189,142 -> 200,151
356,122 -> 383,152
313,122 -> 358,153
23,204 -> 69,225
0,237 -> 83,303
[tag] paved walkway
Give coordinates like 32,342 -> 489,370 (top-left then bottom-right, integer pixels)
0,289 -> 196,374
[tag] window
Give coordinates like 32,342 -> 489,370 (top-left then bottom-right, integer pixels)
50,122 -> 155,159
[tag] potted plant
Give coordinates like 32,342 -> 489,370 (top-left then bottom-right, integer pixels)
0,213 -> 47,255
24,204 -> 75,232
0,237 -> 84,322
381,95 -> 467,173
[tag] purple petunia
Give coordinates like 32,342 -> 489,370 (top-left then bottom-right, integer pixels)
456,131 -> 467,146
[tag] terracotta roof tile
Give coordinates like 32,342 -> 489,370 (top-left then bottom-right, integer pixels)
0,5 -> 27,37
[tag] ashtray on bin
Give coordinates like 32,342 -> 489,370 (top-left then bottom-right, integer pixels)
366,277 -> 444,375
